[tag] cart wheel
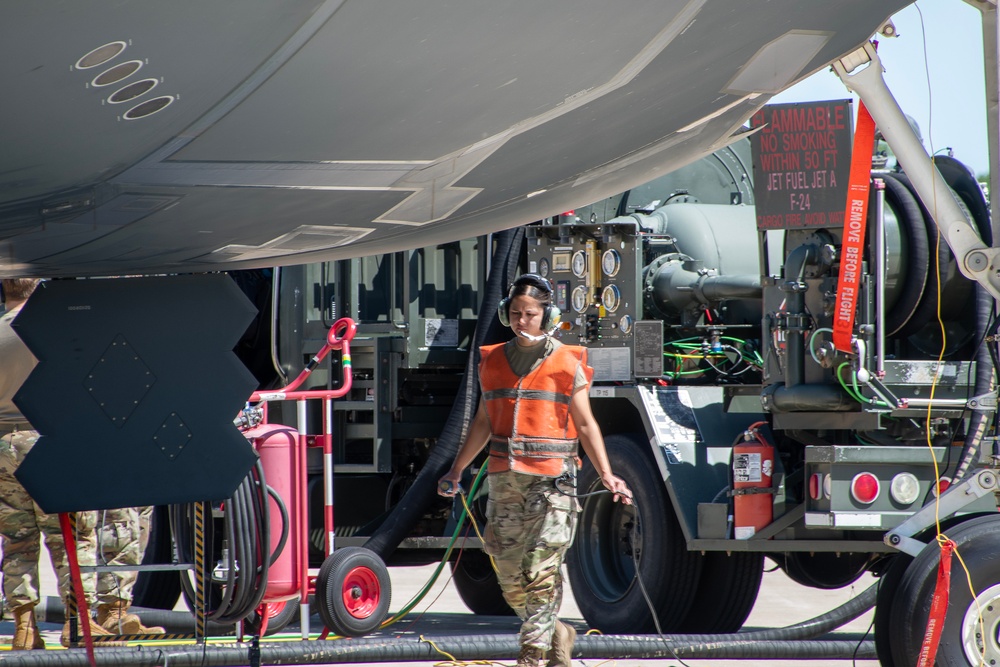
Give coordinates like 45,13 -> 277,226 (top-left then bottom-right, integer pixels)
243,600 -> 300,636
315,547 -> 391,637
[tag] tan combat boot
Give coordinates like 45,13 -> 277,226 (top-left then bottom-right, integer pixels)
11,603 -> 45,650
517,644 -> 546,667
60,616 -> 124,647
96,600 -> 165,635
547,620 -> 576,667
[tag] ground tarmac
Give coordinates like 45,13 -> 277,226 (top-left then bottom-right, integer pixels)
1,543 -> 881,666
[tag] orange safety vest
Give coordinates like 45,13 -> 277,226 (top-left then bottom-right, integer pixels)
479,342 -> 593,477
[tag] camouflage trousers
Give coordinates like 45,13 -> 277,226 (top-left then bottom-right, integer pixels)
0,429 -> 98,609
483,466 -> 580,650
95,505 -> 152,605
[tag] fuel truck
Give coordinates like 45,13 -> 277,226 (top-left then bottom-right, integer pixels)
134,103 -> 999,666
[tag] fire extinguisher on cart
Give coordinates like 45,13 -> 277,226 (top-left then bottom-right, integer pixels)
731,421 -> 774,539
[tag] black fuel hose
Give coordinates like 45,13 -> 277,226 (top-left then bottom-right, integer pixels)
0,635 -> 875,666
363,226 -> 524,559
170,459 -> 274,625
954,282 -> 998,479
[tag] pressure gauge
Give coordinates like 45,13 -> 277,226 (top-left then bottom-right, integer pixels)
619,315 -> 634,334
572,250 -> 588,278
601,285 -> 621,312
601,249 -> 621,277
572,286 -> 589,313
538,257 -> 550,278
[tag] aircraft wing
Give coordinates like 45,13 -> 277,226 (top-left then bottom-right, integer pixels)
1,0 -> 909,277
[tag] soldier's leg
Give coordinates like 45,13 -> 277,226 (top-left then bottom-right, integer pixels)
518,476 -> 577,651
0,432 -> 42,609
95,507 -> 140,607
484,471 -> 530,618
40,510 -> 98,609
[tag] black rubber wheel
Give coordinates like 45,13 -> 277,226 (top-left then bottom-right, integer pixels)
242,600 -> 300,636
872,553 -> 912,667
889,514 -> 1000,666
677,551 -> 763,633
450,549 -> 515,616
777,551 -> 871,589
566,434 -> 702,634
315,546 -> 391,637
132,505 -> 182,610
882,172 -> 931,337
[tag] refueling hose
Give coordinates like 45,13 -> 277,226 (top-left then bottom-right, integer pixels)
1,636 -> 876,666
954,282 -> 998,479
363,226 -> 525,559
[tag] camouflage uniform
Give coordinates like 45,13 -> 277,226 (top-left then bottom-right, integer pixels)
0,428 -> 98,610
95,506 -> 152,606
483,462 -> 579,650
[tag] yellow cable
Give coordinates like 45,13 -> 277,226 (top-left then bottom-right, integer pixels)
911,9 -> 984,662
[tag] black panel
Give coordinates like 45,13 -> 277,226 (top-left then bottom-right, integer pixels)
12,275 -> 259,512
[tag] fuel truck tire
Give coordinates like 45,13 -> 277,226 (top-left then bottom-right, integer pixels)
889,514 -> 1000,666
677,551 -> 763,633
566,433 -> 702,634
450,549 -> 516,616
316,546 -> 391,637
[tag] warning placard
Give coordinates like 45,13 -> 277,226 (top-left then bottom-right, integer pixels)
750,100 -> 854,230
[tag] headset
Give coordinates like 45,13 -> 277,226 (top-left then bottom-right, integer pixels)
497,273 -> 562,329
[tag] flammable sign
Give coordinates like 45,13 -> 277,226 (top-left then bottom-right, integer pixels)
750,100 -> 854,230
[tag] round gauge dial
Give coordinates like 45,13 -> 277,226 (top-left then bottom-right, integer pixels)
572,286 -> 589,313
619,314 -> 634,334
601,249 -> 621,277
572,250 -> 588,278
538,257 -> 550,278
601,285 -> 621,312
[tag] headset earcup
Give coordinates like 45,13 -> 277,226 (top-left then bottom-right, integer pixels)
547,305 -> 561,329
497,298 -> 511,327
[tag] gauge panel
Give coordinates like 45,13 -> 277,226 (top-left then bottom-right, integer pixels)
525,222 -> 642,382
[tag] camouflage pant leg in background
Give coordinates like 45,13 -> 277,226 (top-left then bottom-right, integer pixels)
484,467 -> 579,650
0,430 -> 98,609
95,506 -> 150,605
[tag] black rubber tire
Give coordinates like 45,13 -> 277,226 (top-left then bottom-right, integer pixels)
889,514 -> 1000,666
131,505 -> 182,610
872,553 -> 912,667
566,434 -> 702,634
450,549 -> 516,616
777,551 -> 871,590
315,546 -> 391,637
242,600 -> 300,636
677,551 -> 763,633
882,172 -> 931,337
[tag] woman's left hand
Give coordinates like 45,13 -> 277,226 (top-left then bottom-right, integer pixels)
601,473 -> 633,505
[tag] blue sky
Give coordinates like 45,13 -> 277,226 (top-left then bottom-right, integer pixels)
771,1 -> 990,177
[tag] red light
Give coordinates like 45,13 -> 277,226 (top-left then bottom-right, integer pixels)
933,477 -> 952,497
808,473 -> 821,500
851,472 -> 880,505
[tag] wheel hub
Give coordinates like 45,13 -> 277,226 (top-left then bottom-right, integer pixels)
962,582 -> 1000,664
342,566 -> 381,619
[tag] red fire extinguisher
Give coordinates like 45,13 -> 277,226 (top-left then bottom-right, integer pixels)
732,422 -> 774,539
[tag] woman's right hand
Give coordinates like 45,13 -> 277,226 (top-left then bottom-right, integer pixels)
437,471 -> 462,497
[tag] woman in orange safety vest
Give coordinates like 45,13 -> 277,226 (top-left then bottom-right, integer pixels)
438,274 -> 631,667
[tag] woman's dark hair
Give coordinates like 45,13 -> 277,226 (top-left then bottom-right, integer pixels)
508,274 -> 552,304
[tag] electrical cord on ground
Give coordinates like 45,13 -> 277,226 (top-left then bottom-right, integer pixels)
553,474 -> 694,667
551,473 -> 880,655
